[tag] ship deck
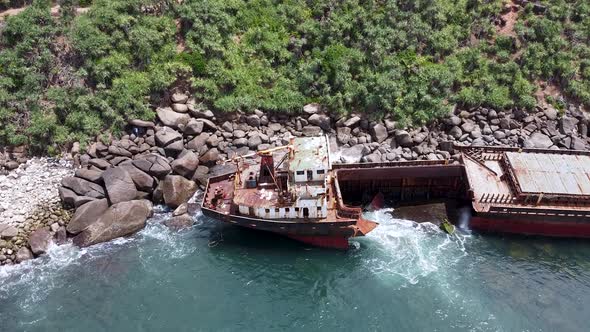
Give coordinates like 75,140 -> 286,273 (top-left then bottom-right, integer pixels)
461,147 -> 590,217
203,157 -> 353,224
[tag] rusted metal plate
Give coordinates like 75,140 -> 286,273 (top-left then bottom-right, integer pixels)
504,152 -> 590,196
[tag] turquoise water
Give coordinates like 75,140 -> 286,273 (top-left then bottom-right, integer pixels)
1,207 -> 590,331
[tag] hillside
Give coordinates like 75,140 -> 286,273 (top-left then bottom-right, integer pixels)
1,0 -> 589,153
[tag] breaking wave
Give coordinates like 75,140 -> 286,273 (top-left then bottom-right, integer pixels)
355,208 -> 469,286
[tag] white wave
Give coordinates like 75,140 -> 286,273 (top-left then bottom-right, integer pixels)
358,208 -> 469,286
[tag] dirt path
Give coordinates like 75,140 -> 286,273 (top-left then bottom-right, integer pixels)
497,2 -> 519,37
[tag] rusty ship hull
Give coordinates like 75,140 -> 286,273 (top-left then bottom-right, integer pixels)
201,137 -> 378,249
460,146 -> 590,238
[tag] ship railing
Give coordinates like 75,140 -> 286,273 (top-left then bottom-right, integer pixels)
488,206 -> 590,218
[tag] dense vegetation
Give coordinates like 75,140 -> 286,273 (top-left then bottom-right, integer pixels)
1,0 -> 589,153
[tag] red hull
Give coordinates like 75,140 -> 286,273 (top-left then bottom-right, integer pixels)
471,216 -> 590,238
287,235 -> 350,249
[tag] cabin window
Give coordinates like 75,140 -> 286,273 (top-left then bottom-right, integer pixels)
275,208 -> 279,213
317,207 -> 322,211
295,207 -> 300,212
296,171 -> 304,175
285,208 -> 290,212
317,170 -> 325,174
265,209 -> 270,213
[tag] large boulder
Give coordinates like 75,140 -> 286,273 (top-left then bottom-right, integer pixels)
0,224 -> 18,239
525,132 -> 553,149
394,130 -> 413,147
161,175 -> 197,208
61,176 -> 105,199
59,187 -> 79,208
102,167 -> 138,204
303,103 -> 321,115
340,145 -> 365,164
184,119 -> 204,135
67,198 -> 109,235
199,148 -> 219,164
308,114 -> 331,131
75,168 -> 103,183
171,150 -> 200,178
119,162 -> 155,192
155,127 -> 183,147
371,123 -> 388,143
73,200 -> 153,247
156,107 -> 190,129
302,125 -> 322,137
559,116 -> 579,135
132,154 -> 171,179
15,247 -> 34,263
28,228 -> 53,256
187,132 -> 211,151
171,92 -> 189,103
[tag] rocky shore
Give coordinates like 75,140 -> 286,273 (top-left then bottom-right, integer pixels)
0,158 -> 73,265
1,91 -> 589,265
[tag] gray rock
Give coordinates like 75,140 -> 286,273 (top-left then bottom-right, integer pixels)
196,118 -> 217,131
0,225 -> 18,239
161,175 -> 198,208
119,163 -> 155,192
172,103 -> 189,113
189,107 -> 215,119
15,247 -> 33,263
395,130 -> 413,147
199,148 -> 219,164
559,116 -> 579,135
132,154 -> 171,179
108,145 -> 133,157
525,132 -> 553,149
89,158 -> 110,170
67,198 -> 109,235
246,114 -> 261,127
448,126 -> 462,139
192,165 -> 210,187
171,92 -> 189,104
102,167 -> 138,204
337,127 -> 351,144
155,127 -> 183,147
233,138 -> 248,147
371,124 -> 388,143
73,200 -> 153,247
59,187 -> 79,208
344,116 -> 361,127
303,103 -> 321,115
173,203 -> 188,216
129,119 -> 156,128
543,106 -> 558,120
186,133 -> 211,150
447,116 -> 462,126
248,135 -> 263,149
340,145 -> 365,163
571,136 -> 586,150
308,114 -> 331,131
28,229 -> 53,255
171,150 -> 200,178
302,125 -> 322,137
156,107 -> 190,129
184,119 -> 204,135
413,132 -> 427,144
61,176 -> 106,199
461,120 -> 476,133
